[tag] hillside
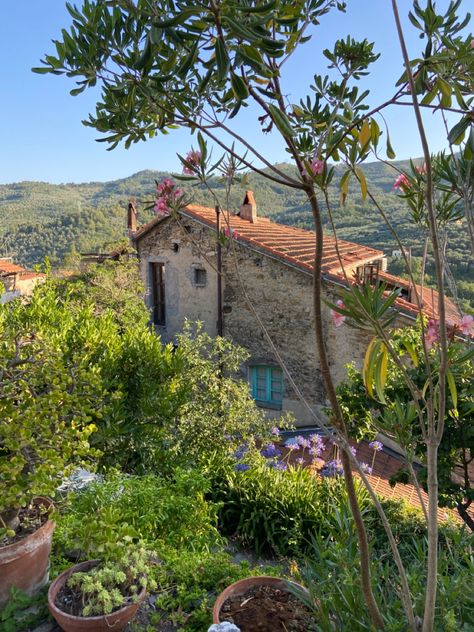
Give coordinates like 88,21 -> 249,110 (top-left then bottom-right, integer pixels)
0,161 -> 472,310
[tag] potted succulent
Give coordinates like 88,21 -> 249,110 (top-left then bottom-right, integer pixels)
0,290 -> 106,606
48,547 -> 156,632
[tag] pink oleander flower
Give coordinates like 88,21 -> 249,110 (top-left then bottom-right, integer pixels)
182,149 -> 202,175
416,163 -> 427,175
425,318 -> 439,350
471,39 -> 474,49
331,299 -> 346,327
154,178 -> 182,216
460,314 -> 474,336
393,173 -> 411,190
310,158 -> 324,176
222,227 -> 239,240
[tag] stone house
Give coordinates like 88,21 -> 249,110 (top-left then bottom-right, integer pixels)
0,259 -> 46,303
131,193 -> 458,426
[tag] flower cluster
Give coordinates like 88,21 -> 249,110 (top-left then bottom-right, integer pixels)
369,440 -> 383,452
331,300 -> 346,328
154,178 -> 183,216
320,459 -> 343,477
260,443 -> 281,459
393,173 -> 410,191
309,158 -> 325,176
182,149 -> 202,176
222,227 -> 239,240
425,318 -> 439,349
424,315 -> 473,350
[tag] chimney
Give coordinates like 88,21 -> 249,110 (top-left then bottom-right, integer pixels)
239,190 -> 257,223
127,199 -> 137,235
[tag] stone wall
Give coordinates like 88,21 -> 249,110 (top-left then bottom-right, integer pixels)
137,218 -> 219,342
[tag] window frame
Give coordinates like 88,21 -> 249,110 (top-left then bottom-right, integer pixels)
250,365 -> 283,410
193,266 -> 207,287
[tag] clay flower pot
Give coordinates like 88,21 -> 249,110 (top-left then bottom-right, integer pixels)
0,497 -> 55,608
212,575 -> 310,625
48,559 -> 146,632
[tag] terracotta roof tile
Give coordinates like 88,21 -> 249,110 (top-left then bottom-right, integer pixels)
0,259 -> 26,275
180,205 -> 384,275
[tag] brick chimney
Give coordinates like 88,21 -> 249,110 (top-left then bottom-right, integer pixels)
239,190 -> 257,223
127,199 -> 137,235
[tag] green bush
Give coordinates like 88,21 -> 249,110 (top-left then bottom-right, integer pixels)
54,471 -> 223,563
205,454 -> 367,556
296,499 -> 474,631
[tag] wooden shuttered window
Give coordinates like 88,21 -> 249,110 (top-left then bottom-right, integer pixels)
150,262 -> 166,326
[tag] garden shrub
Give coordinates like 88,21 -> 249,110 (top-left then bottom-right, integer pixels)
205,454 -> 369,556
54,470 -> 223,562
296,498 -> 474,631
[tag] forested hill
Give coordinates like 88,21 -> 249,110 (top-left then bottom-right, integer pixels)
0,161 -> 472,309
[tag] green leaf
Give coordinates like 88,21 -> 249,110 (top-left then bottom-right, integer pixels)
358,119 -> 371,149
267,104 -> 294,138
237,0 -> 276,13
230,73 -> 249,101
386,132 -> 396,160
446,368 -> 457,411
355,168 -> 367,201
448,117 -> 470,146
215,37 -> 230,82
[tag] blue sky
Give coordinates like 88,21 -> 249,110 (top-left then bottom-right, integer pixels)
0,1 -> 464,184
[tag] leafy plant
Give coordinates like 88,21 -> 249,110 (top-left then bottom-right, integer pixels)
0,281 -> 109,533
0,587 -> 48,632
54,471 -> 223,562
206,453 -> 366,556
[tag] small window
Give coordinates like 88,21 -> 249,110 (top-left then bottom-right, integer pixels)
150,262 -> 166,326
193,267 -> 207,287
250,366 -> 283,410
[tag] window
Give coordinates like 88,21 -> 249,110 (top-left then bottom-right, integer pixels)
150,262 -> 166,326
193,267 -> 207,287
250,366 -> 283,409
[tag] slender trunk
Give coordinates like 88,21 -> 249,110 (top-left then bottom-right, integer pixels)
423,440 -> 439,632
307,187 -> 385,630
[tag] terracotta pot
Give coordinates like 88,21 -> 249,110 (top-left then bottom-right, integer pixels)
48,559 -> 146,632
0,497 -> 55,608
212,575 -> 309,624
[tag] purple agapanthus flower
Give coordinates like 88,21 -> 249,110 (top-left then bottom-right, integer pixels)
369,440 -> 383,452
360,462 -> 373,474
275,461 -> 287,471
261,443 -> 282,459
320,459 -> 344,477
234,463 -> 250,473
285,438 -> 300,451
296,436 -> 311,449
296,457 -> 305,466
309,446 -> 322,457
271,427 -> 280,436
349,446 -> 357,457
233,443 -> 249,460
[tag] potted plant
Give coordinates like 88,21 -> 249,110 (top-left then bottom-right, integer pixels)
213,576 -> 313,632
48,547 -> 156,632
0,287 -> 107,606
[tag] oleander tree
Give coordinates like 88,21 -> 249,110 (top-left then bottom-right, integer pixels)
35,1 -> 473,629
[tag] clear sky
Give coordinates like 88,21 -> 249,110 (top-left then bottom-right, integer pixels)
0,1 -> 466,185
